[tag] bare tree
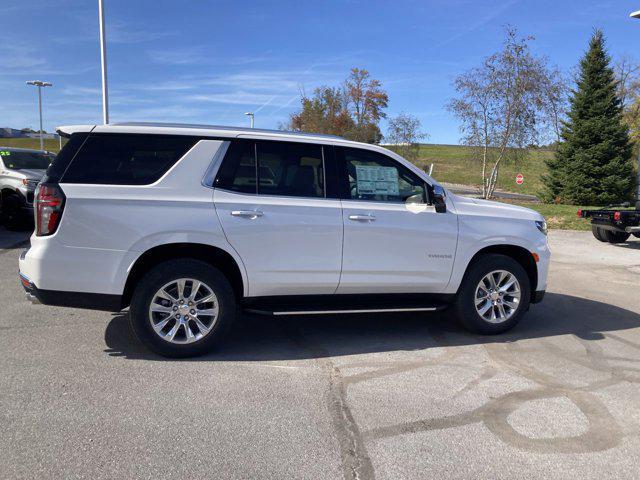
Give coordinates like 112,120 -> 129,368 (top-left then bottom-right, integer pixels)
615,55 -> 640,149
447,27 -> 566,198
385,112 -> 428,161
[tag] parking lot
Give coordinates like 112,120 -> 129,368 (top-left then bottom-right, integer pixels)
1,227 -> 639,480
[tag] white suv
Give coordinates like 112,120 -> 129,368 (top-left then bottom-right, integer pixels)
19,123 -> 550,357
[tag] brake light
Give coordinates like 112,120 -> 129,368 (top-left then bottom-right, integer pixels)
577,208 -> 582,218
613,211 -> 621,222
34,184 -> 65,236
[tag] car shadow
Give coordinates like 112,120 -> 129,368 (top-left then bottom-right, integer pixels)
103,292 -> 640,362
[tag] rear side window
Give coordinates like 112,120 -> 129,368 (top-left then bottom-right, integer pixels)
60,134 -> 197,185
44,132 -> 89,183
215,139 -> 325,198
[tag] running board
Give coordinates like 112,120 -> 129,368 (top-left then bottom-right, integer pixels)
245,306 -> 440,316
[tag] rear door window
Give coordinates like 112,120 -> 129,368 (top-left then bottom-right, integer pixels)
60,134 -> 198,185
256,141 -> 324,198
215,140 -> 326,198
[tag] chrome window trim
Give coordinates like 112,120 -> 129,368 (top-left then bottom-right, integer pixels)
201,140 -> 231,188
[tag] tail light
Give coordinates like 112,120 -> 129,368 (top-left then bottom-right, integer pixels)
613,211 -> 621,222
34,184 -> 65,236
577,208 -> 583,218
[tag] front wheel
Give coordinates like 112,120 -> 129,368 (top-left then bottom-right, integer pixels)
453,254 -> 531,335
129,259 -> 236,358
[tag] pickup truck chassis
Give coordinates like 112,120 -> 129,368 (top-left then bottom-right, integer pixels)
579,207 -> 640,243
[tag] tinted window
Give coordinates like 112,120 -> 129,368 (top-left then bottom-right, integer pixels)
214,140 -> 256,194
215,140 -> 325,198
44,132 -> 89,183
256,141 -> 324,197
60,134 -> 197,185
339,147 -> 426,203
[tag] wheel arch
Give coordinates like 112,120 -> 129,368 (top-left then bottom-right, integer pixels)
121,243 -> 246,308
462,244 -> 538,302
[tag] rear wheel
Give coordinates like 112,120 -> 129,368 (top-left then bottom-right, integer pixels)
591,225 -> 607,242
129,259 -> 236,358
453,254 -> 531,335
599,229 -> 630,244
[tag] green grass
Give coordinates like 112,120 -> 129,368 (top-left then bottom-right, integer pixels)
405,144 -> 554,197
0,137 -> 62,152
502,201 -> 598,231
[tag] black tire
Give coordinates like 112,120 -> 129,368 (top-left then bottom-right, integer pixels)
0,193 -> 24,230
452,254 -> 531,335
591,225 -> 607,242
129,259 -> 237,358
600,229 -> 630,244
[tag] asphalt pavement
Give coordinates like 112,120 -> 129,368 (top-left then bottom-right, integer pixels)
1,227 -> 639,479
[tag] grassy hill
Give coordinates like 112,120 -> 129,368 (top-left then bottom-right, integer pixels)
0,137 -> 62,152
401,144 -> 554,197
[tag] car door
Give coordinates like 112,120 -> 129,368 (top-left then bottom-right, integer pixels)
335,146 -> 458,294
214,139 -> 343,297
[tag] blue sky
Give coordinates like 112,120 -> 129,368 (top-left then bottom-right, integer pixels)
2,0 -> 639,144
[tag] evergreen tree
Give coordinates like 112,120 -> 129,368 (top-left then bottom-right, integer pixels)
544,30 -> 635,205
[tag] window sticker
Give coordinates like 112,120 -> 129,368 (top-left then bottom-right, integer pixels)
355,165 -> 399,196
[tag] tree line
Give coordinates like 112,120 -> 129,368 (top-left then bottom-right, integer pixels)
285,27 -> 639,204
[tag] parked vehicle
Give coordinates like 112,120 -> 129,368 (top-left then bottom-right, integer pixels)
0,147 -> 53,229
579,204 -> 640,243
19,123 -> 550,357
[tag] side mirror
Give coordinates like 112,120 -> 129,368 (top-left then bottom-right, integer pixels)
432,185 -> 447,213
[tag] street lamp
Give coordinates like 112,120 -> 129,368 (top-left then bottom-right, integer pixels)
26,80 -> 52,151
245,112 -> 254,128
631,9 -> 640,207
98,0 -> 109,124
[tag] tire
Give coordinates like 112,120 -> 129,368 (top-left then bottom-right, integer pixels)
129,259 -> 237,358
0,193 -> 24,230
452,254 -> 531,335
591,225 -> 607,242
599,229 -> 630,244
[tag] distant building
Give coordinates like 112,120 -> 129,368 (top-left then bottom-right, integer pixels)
0,127 -> 26,138
0,127 -> 58,139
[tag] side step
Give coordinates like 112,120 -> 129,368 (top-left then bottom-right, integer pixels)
242,293 -> 451,316
246,306 -> 441,316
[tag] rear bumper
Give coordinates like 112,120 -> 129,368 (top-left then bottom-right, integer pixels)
19,271 -> 122,311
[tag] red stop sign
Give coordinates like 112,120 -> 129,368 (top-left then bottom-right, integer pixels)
516,173 -> 524,185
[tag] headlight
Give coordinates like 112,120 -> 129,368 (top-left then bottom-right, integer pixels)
535,219 -> 548,236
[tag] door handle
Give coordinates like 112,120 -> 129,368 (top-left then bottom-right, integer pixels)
231,210 -> 263,219
348,214 -> 376,222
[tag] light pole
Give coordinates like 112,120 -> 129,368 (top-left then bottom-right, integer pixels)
98,0 -> 109,124
26,80 -> 52,151
631,10 -> 640,207
245,112 -> 254,128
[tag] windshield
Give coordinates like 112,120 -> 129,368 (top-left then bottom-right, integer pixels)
0,151 -> 53,170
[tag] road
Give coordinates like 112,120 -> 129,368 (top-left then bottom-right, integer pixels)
1,228 -> 639,479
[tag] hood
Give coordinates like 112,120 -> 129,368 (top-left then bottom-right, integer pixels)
448,192 -> 543,221
17,168 -> 47,180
